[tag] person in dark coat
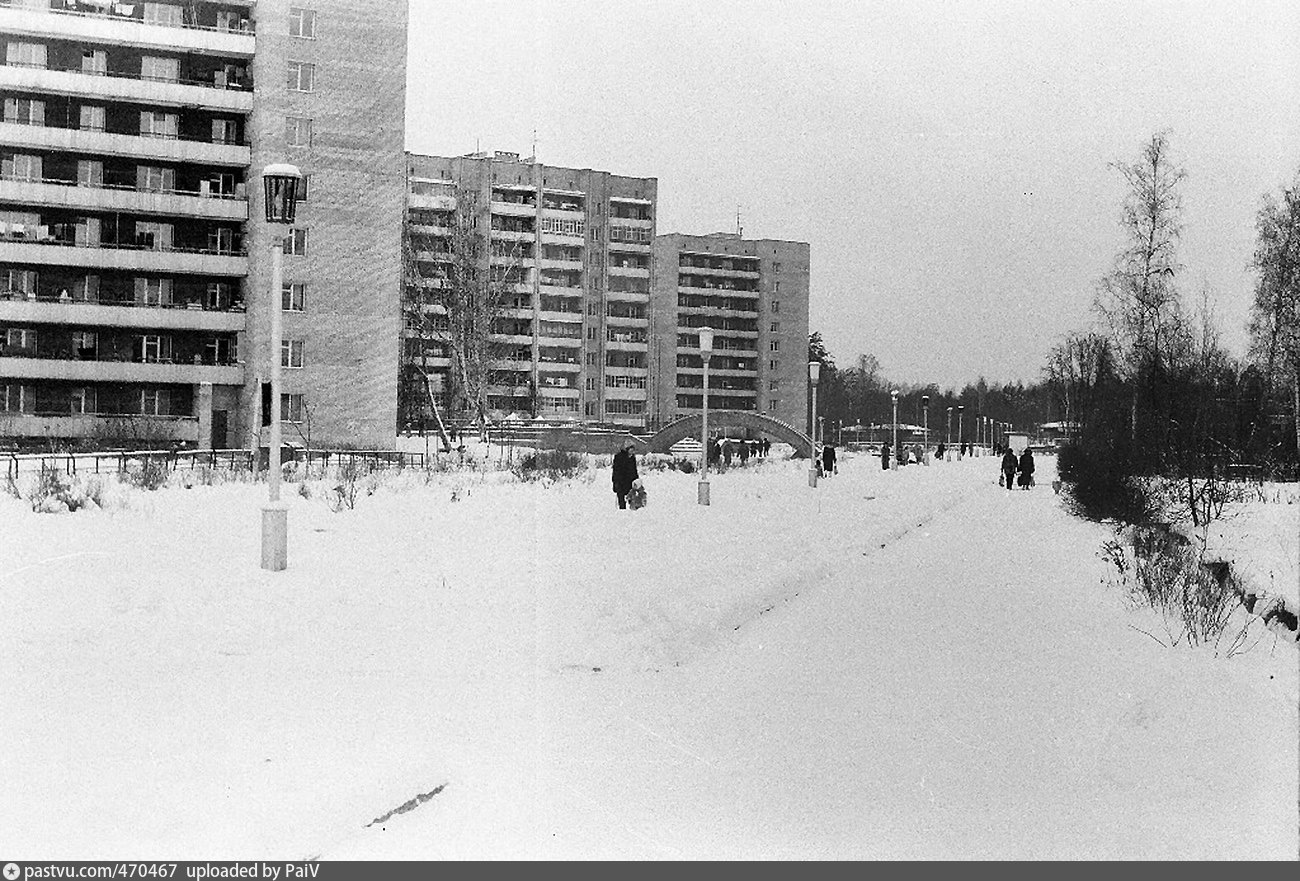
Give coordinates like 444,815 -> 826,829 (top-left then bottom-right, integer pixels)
1001,447 -> 1017,491
936,442 -> 946,461
880,442 -> 891,470
739,439 -> 751,465
822,442 -> 837,476
612,441 -> 639,509
1017,448 -> 1035,488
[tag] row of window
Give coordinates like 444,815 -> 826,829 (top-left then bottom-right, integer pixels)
2,327 -> 236,364
2,383 -> 176,417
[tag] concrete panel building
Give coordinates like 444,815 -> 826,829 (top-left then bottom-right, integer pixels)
650,232 -> 810,433
401,151 -> 657,430
0,0 -> 407,451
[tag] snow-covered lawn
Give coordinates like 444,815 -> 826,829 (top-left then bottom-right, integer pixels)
1,452 -> 1295,859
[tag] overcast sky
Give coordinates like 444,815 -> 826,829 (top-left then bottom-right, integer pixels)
404,0 -> 1300,390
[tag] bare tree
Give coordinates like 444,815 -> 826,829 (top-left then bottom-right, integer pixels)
402,190 -> 529,446
1246,171 -> 1300,457
1044,331 -> 1114,429
1094,131 -> 1190,441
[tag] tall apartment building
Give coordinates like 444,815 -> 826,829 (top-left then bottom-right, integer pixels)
402,151 -> 657,429
0,0 -> 407,452
650,232 -> 810,432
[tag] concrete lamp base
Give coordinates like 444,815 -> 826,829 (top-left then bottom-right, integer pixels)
261,502 -> 288,571
808,467 -> 818,488
698,479 -> 711,506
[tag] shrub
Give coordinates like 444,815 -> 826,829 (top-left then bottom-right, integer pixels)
125,456 -> 170,491
512,449 -> 587,482
1058,441 -> 1157,525
328,458 -> 363,512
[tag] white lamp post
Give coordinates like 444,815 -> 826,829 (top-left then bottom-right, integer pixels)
946,406 -> 953,450
808,360 -> 820,487
957,405 -> 965,458
922,394 -> 930,463
698,326 -> 714,506
890,389 -> 899,470
261,163 -> 301,571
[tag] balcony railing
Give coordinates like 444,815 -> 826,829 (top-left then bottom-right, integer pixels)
0,116 -> 250,148
0,289 -> 245,312
1,173 -> 246,201
45,1 -> 255,34
0,232 -> 247,258
0,348 -> 240,367
2,60 -> 253,93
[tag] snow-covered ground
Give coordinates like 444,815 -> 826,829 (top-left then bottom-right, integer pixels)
1,451 -> 1295,859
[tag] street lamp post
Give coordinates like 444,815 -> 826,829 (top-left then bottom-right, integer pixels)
698,326 -> 714,506
946,406 -> 953,451
890,389 -> 899,471
957,405 -> 965,458
260,163 -> 301,572
808,361 -> 820,487
921,394 -> 930,463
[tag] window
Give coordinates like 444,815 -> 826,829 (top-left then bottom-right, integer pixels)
283,228 -> 307,255
769,340 -> 780,352
281,282 -> 305,312
207,282 -> 233,309
281,339 -> 304,368
281,394 -> 305,423
143,3 -> 185,26
81,49 -> 107,75
289,7 -> 316,37
605,375 -> 647,389
140,166 -> 175,193
3,153 -> 41,181
5,42 -> 47,68
606,399 -> 644,415
140,111 -> 178,139
79,104 -> 105,132
769,380 -> 780,391
771,300 -> 780,313
211,118 -> 237,145
139,388 -> 170,416
72,331 -> 97,359
287,61 -> 316,92
204,336 -> 237,364
769,359 -> 779,371
135,221 -> 172,250
77,160 -> 103,187
585,353 -> 597,366
286,116 -> 312,147
586,327 -> 596,340
6,328 -> 37,350
1,384 -> 35,414
539,217 -> 584,237
3,97 -> 44,125
770,322 -> 780,332
208,227 -> 235,254
69,387 -> 94,415
135,276 -> 173,306
295,174 -> 309,202
5,269 -> 37,295
135,334 -> 172,363
768,400 -> 779,412
141,55 -> 180,82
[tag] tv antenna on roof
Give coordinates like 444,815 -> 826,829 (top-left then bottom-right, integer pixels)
736,205 -> 743,238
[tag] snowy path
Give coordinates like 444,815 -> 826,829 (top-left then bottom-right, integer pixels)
1,454 -> 1295,859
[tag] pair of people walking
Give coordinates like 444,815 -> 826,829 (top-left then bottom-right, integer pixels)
1000,447 -> 1036,490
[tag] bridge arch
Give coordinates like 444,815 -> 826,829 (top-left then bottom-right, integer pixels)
646,412 -> 813,455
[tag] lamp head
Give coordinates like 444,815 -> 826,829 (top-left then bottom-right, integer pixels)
697,326 -> 714,355
262,163 -> 302,225
808,360 -> 821,384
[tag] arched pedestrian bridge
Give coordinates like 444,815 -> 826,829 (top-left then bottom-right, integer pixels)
646,412 -> 814,455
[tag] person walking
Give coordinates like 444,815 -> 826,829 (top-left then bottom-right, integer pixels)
936,442 -> 946,461
880,441 -> 891,470
1001,446 -> 1017,491
721,438 -> 733,470
822,442 -> 837,477
1017,447 -> 1036,488
739,439 -> 751,466
612,440 -> 639,509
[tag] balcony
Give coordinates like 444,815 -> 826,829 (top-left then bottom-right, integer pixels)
0,354 -> 243,385
0,177 -> 247,221
677,283 -> 759,297
409,192 -> 456,211
0,122 -> 250,167
0,412 -> 199,442
0,239 -> 248,276
2,6 -> 256,58
0,294 -> 245,332
608,264 -> 649,277
678,263 -> 762,279
539,257 -> 583,271
490,199 -> 535,217
0,64 -> 254,113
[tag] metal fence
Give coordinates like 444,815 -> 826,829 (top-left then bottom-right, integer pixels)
5,448 -> 425,482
